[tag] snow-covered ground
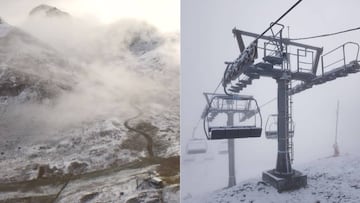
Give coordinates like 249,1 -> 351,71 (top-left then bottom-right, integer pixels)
183,154 -> 360,203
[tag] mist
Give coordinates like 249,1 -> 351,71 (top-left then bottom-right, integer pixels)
181,0 -> 360,200
0,5 -> 179,142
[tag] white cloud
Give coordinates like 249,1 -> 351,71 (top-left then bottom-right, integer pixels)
0,0 -> 179,32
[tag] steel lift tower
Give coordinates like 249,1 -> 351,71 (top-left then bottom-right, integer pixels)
218,22 -> 360,191
201,0 -> 360,192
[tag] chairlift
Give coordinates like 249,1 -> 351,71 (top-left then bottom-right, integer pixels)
182,156 -> 196,163
203,93 -> 262,140
186,126 -> 208,155
218,140 -> 228,155
186,138 -> 208,154
265,114 -> 294,139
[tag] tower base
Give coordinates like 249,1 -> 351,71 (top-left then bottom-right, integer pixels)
227,177 -> 236,188
262,169 -> 307,192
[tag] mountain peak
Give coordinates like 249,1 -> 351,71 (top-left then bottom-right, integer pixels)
29,4 -> 70,18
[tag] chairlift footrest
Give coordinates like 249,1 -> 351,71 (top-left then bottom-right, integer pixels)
209,127 -> 262,139
256,62 -> 274,70
263,56 -> 284,65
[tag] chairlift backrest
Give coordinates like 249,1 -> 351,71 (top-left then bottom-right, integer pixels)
186,138 -> 208,154
218,140 -> 228,155
203,93 -> 262,140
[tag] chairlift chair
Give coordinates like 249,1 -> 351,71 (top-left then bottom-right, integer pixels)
218,140 -> 228,155
203,93 -> 263,140
186,124 -> 209,155
186,138 -> 208,155
265,114 -> 294,139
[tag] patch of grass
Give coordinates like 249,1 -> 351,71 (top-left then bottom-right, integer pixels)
0,194 -> 57,203
162,174 -> 179,185
156,156 -> 179,184
135,121 -> 159,135
120,132 -> 147,152
80,192 -> 99,203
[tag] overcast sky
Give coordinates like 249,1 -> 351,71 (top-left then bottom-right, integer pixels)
181,0 -> 360,201
0,0 -> 179,32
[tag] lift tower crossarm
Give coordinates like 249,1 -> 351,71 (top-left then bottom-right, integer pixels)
290,42 -> 360,95
233,29 -> 323,75
226,28 -> 360,192
233,29 -> 323,52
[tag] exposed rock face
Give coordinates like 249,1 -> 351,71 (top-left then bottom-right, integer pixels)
29,4 -> 70,18
80,192 -> 99,203
67,161 -> 89,175
37,164 -> 64,178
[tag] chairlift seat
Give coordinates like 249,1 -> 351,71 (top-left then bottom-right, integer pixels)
265,131 -> 278,139
247,73 -> 260,79
187,148 -> 207,154
234,83 -> 245,88
229,88 -> 241,93
186,139 -> 208,154
263,56 -> 284,65
312,78 -> 326,85
230,85 -> 242,89
218,141 -> 228,155
256,62 -> 274,70
347,68 -> 359,73
265,130 -> 294,139
327,76 -> 336,81
218,149 -> 228,155
336,70 -> 348,77
229,86 -> 242,92
240,79 -> 252,85
208,126 -> 262,140
203,93 -> 262,141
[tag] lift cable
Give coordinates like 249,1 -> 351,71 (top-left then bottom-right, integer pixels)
256,0 -> 303,41
259,97 -> 277,108
223,0 -> 303,96
258,79 -> 301,108
191,120 -> 201,139
289,26 -> 360,41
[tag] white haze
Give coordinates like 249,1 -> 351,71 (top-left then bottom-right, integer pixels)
0,10 -> 179,140
0,0 -> 179,32
181,0 -> 360,201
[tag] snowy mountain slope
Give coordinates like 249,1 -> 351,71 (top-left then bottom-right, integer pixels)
0,23 -> 11,38
190,155 -> 360,203
0,21 -> 75,98
0,20 -> 78,144
0,4 -> 179,203
29,4 -> 70,18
